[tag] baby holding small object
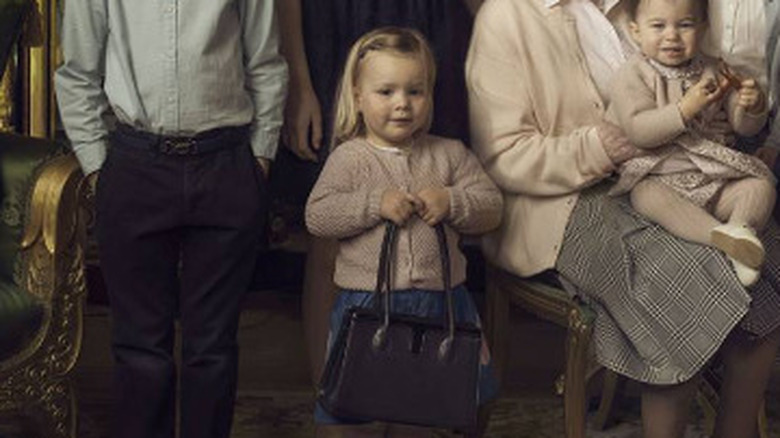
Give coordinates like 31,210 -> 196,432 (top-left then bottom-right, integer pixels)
608,0 -> 776,286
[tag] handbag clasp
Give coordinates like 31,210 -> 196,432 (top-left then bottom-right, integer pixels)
372,326 -> 388,351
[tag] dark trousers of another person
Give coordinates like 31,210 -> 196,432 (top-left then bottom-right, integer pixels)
95,125 -> 267,438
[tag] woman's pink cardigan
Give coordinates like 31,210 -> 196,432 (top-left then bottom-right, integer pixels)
466,0 -> 626,276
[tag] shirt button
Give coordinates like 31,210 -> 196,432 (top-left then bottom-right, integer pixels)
166,6 -> 175,13
167,96 -> 175,103
593,102 -> 602,110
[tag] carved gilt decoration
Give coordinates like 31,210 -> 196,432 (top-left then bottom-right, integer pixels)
0,155 -> 86,438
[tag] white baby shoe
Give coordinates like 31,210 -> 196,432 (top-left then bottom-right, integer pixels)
711,224 -> 765,269
728,256 -> 760,287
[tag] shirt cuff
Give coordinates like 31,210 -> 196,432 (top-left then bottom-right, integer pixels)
73,140 -> 108,175
447,187 -> 465,222
250,128 -> 280,160
587,127 -> 617,175
665,103 -> 688,132
743,105 -> 770,126
367,188 -> 385,223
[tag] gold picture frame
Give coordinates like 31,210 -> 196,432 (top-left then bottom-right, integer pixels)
0,0 -> 61,138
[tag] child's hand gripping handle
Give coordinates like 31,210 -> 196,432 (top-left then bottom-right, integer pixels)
371,222 -> 456,361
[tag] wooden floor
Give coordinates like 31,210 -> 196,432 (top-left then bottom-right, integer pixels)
71,289 -> 780,437
0,284 -> 777,437
75,287 -> 570,398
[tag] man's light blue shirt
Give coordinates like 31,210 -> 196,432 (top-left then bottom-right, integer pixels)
55,0 -> 288,175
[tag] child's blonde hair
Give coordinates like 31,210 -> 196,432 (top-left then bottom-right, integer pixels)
331,27 -> 437,148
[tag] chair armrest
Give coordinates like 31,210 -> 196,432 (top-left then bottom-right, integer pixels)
1,151 -> 87,376
0,133 -> 64,279
0,149 -> 86,438
493,269 -> 597,328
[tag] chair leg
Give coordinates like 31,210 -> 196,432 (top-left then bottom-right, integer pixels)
696,373 -> 718,436
591,369 -> 624,431
757,399 -> 769,438
564,306 -> 594,438
24,378 -> 77,438
484,265 -> 509,384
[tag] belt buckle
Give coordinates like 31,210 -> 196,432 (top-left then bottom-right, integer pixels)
162,138 -> 197,155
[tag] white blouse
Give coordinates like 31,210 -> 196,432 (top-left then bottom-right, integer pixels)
547,0 -> 636,103
701,0 -> 768,89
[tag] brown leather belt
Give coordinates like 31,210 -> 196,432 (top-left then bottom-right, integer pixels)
112,123 -> 250,155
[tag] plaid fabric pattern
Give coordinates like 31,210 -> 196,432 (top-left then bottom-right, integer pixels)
556,182 -> 780,384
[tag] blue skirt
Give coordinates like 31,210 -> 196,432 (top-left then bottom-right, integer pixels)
314,284 -> 499,425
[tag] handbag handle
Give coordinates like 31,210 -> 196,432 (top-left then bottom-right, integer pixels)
371,221 -> 456,361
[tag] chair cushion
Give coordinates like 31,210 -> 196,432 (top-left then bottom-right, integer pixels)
0,279 -> 43,360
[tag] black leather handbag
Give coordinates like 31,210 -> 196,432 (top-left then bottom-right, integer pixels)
317,222 -> 482,432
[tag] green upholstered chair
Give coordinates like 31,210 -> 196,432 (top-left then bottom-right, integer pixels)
0,133 -> 87,438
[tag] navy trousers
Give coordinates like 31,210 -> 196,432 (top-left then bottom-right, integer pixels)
95,126 -> 267,438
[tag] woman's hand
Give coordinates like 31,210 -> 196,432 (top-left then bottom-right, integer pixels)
283,84 -> 323,161
736,78 -> 765,114
597,121 -> 642,165
380,189 -> 421,225
415,188 -> 450,226
678,76 -> 728,121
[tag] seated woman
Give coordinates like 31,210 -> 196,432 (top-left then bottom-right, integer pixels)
466,0 -> 780,437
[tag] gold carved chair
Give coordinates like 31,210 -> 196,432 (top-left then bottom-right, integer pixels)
1,1 -> 87,436
0,133 -> 87,438
484,264 -> 619,438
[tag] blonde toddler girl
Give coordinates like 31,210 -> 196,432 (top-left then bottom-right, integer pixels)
305,27 -> 502,438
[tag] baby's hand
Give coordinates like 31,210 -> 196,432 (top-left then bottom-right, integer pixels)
380,189 -> 421,225
678,76 -> 728,121
416,188 -> 450,226
737,79 -> 765,114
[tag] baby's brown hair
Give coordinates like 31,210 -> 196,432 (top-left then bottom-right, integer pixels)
626,0 -> 708,21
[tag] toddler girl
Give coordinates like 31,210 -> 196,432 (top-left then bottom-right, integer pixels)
305,27 -> 502,438
608,0 -> 776,286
